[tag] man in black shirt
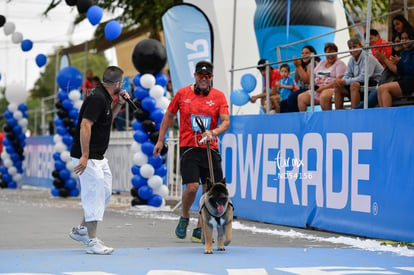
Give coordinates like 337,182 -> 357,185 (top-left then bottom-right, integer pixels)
69,66 -> 129,255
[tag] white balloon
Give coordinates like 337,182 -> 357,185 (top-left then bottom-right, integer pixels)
7,103 -> 17,112
69,90 -> 81,101
1,152 -> 9,161
18,118 -> 28,128
74,100 -> 83,110
7,166 -> 17,176
5,82 -> 28,104
12,173 -> 22,183
133,151 -> 148,166
140,164 -> 155,179
12,110 -> 23,120
140,74 -> 156,89
155,97 -> 170,110
3,159 -> 13,168
66,161 -> 75,171
60,151 -> 71,162
131,142 -> 142,153
11,32 -> 23,44
54,142 -> 66,153
147,175 -> 162,190
153,184 -> 169,198
3,22 -> 15,36
149,85 -> 164,99
53,134 -> 62,143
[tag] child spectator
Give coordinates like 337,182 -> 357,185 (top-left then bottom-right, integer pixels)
369,29 -> 392,67
270,64 -> 294,113
332,37 -> 383,109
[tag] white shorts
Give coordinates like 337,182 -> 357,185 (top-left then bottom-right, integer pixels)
72,157 -> 112,222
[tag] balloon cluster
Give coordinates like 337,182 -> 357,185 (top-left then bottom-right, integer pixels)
130,39 -> 169,207
0,14 -> 47,68
0,83 -> 29,188
64,0 -> 122,41
50,66 -> 83,197
230,73 -> 257,106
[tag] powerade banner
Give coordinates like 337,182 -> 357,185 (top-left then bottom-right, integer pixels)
162,3 -> 213,95
254,0 -> 336,63
220,107 -> 414,243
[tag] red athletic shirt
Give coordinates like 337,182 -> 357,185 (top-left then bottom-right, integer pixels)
168,85 -> 229,149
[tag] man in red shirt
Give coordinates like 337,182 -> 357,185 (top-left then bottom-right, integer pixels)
250,59 -> 282,113
153,60 -> 230,243
369,29 -> 392,67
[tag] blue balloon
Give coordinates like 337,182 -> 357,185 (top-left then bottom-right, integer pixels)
104,20 -> 122,41
57,90 -> 69,101
133,130 -> 148,143
18,104 -> 28,112
149,108 -> 164,124
133,74 -> 141,87
132,174 -> 147,189
2,174 -> 11,183
141,141 -> 154,156
62,99 -> 74,110
6,145 -> 15,154
148,194 -> 163,207
240,73 -> 257,93
7,118 -> 17,128
56,126 -> 68,136
69,109 -> 79,119
148,155 -> 163,169
131,165 -> 141,175
53,152 -> 61,161
86,5 -> 103,25
57,66 -> 83,91
155,73 -> 168,87
35,54 -> 47,68
21,39 -> 33,52
54,117 -> 63,127
65,178 -> 77,189
54,160 -> 66,171
230,89 -> 250,106
132,119 -> 143,131
138,185 -> 153,200
134,86 -> 149,100
59,169 -> 71,180
62,135 -> 73,147
10,153 -> 20,162
155,165 -> 167,177
141,96 -> 156,112
69,188 -> 80,197
51,188 -> 60,197
4,110 -> 13,119
8,181 -> 17,189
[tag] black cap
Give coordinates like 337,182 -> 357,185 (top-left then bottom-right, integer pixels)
195,60 -> 213,74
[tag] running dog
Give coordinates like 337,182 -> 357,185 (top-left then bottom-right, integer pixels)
199,178 -> 233,254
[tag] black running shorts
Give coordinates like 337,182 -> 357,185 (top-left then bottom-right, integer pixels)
180,147 -> 223,185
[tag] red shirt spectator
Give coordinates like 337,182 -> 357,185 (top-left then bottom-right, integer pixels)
369,29 -> 392,67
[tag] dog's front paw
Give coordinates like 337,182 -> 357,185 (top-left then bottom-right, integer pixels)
204,250 -> 213,254
217,247 -> 226,251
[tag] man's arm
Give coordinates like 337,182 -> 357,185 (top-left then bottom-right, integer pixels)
153,110 -> 175,157
73,118 -> 93,175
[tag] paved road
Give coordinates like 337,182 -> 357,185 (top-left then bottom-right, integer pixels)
0,187 -> 413,275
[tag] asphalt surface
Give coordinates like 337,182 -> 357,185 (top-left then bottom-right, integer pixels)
1,186 -> 413,275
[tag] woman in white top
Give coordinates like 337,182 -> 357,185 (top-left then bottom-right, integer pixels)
298,43 -> 347,111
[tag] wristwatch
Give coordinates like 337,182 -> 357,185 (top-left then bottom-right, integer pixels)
212,130 -> 218,137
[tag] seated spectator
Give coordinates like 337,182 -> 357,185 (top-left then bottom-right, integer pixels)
332,37 -> 383,109
270,64 -> 294,113
392,14 -> 414,37
391,33 -> 404,57
377,28 -> 414,107
298,42 -> 346,111
81,69 -> 94,96
369,29 -> 392,67
91,76 -> 101,88
288,45 -> 320,112
250,59 -> 281,113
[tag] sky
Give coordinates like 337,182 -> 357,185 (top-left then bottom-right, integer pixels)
0,0 -> 119,91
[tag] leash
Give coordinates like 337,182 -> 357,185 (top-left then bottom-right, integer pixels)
195,116 -> 215,184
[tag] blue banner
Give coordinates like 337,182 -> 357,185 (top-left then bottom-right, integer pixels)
162,3 -> 213,95
220,107 -> 414,242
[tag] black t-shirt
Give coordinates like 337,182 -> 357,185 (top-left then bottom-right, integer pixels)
70,84 -> 114,160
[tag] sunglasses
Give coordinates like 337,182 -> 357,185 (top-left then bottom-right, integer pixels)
197,73 -> 211,79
